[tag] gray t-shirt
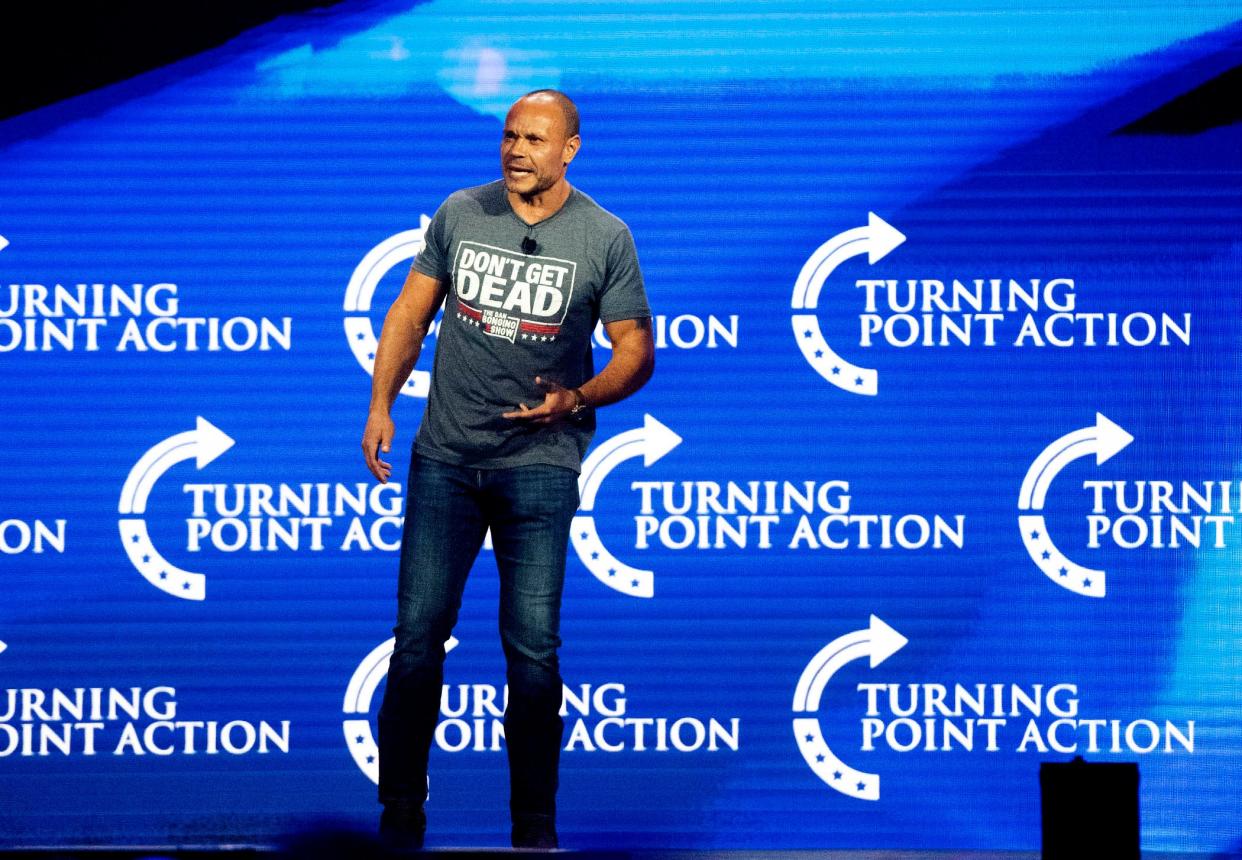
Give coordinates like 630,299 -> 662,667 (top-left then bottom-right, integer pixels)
411,180 -> 651,472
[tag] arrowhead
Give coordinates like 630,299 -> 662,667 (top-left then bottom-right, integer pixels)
194,417 -> 235,468
0,641 -> 6,655
1094,413 -> 1133,464
642,414 -> 682,466
868,615 -> 907,668
0,235 -> 8,253
445,636 -> 459,654
420,213 -> 432,230
866,212 -> 906,264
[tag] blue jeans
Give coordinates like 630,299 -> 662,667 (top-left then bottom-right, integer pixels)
377,452 -> 579,818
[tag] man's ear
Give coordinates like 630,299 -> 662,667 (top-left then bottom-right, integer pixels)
562,134 -> 581,166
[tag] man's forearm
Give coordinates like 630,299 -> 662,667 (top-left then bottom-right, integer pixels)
578,318 -> 655,408
369,302 -> 430,414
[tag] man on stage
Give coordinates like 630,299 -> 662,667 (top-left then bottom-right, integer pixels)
360,89 -> 654,850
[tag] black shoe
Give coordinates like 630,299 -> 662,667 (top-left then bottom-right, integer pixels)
511,813 -> 558,849
379,802 -> 425,852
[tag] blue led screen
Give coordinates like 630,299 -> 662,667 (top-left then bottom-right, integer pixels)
1,0 -> 1241,851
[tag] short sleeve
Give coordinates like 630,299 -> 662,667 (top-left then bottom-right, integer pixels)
410,202 -> 450,281
598,227 -> 652,324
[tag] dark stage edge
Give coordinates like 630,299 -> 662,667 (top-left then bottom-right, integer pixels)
0,849 -> 1237,860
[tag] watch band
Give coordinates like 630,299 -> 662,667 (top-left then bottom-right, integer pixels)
570,388 -> 588,415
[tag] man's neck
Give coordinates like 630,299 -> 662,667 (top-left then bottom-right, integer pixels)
508,179 -> 572,224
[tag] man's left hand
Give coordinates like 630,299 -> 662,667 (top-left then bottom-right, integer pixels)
502,376 -> 580,425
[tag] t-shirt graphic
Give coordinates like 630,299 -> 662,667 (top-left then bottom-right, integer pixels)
451,241 -> 578,344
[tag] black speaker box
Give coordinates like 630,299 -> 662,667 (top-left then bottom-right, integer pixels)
1041,756 -> 1139,859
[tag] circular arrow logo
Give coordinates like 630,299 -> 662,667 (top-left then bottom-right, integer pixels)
790,212 -> 905,397
343,635 -> 458,784
117,417 -> 235,601
570,414 -> 682,598
344,217 -> 434,398
793,615 -> 907,801
1017,413 -> 1133,598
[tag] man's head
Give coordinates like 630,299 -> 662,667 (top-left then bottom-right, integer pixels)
501,90 -> 581,199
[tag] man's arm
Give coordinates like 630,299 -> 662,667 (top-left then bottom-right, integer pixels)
503,317 -> 655,424
361,269 -> 448,482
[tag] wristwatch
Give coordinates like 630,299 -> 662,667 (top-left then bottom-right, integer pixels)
570,388 -> 588,415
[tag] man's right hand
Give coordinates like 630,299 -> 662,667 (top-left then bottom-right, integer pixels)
362,410 -> 396,483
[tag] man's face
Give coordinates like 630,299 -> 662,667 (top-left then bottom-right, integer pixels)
501,97 -> 579,198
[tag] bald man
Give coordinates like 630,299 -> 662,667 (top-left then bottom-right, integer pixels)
362,89 -> 654,850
